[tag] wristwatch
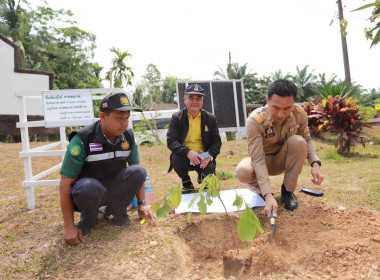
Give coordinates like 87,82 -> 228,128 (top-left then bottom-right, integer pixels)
138,200 -> 146,206
311,160 -> 322,167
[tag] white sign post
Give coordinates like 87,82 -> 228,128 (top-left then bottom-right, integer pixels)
16,88 -> 129,210
42,89 -> 94,127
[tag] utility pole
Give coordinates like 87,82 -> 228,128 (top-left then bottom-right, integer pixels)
109,70 -> 113,88
337,0 -> 352,86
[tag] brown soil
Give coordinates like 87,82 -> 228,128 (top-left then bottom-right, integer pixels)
69,195 -> 380,280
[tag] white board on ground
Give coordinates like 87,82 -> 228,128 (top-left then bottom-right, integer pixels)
175,188 -> 265,214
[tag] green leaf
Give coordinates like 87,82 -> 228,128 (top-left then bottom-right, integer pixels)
157,200 -> 170,221
250,207 -> 264,234
352,2 -> 377,12
233,193 -> 244,210
170,184 -> 182,208
187,212 -> 192,222
206,198 -> 213,206
198,180 -> 207,193
151,202 -> 160,213
210,174 -> 218,188
371,28 -> 380,47
188,193 -> 200,208
212,185 -> 219,197
197,195 -> 207,215
167,185 -> 176,200
238,207 -> 263,242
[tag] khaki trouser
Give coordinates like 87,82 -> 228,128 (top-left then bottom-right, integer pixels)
235,135 -> 307,194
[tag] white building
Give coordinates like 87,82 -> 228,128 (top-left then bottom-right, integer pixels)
0,34 -> 54,136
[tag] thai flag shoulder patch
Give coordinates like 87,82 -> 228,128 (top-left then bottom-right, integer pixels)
89,143 -> 103,152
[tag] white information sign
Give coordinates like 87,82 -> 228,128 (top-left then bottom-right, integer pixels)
42,89 -> 94,127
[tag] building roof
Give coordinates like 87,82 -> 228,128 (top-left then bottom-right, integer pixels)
145,103 -> 178,111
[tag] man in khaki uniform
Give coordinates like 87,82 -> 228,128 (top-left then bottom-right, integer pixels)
235,79 -> 324,217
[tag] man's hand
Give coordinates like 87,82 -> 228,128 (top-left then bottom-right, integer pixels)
138,205 -> 157,221
264,193 -> 278,218
311,163 -> 324,185
60,176 -> 80,246
63,224 -> 83,246
199,150 -> 212,169
199,157 -> 212,169
187,150 -> 204,166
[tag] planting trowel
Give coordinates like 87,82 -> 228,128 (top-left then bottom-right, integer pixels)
270,211 -> 276,243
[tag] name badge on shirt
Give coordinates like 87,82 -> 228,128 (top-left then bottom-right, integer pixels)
265,126 -> 275,138
121,140 -> 130,150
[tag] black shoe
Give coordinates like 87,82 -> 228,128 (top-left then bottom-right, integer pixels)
281,184 -> 298,211
182,180 -> 195,194
197,174 -> 202,184
76,214 -> 92,237
182,186 -> 195,194
105,213 -> 131,226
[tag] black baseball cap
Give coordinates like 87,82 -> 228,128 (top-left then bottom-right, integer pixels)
185,84 -> 205,96
100,93 -> 142,112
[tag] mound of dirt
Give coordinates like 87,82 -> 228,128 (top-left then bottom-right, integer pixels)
173,198 -> 380,279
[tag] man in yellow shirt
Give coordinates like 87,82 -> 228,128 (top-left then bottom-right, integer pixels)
167,84 -> 222,193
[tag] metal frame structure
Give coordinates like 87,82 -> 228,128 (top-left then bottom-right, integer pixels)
16,88 -> 126,210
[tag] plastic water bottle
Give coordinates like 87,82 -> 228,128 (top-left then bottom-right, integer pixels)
128,177 -> 153,209
144,177 -> 153,205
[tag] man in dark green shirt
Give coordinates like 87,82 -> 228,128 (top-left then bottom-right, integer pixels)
60,93 -> 156,246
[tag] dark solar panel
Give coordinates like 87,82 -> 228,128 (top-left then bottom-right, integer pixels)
176,80 -> 246,129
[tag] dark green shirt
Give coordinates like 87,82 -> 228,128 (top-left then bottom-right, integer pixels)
60,134 -> 140,178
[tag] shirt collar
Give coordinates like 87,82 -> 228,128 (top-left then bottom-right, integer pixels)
96,121 -> 125,145
187,111 -> 201,120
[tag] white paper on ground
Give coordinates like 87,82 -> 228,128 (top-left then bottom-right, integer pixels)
174,188 -> 265,214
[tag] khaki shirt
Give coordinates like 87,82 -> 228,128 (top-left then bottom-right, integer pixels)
246,104 -> 320,195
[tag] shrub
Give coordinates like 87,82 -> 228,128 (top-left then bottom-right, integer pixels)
305,96 -> 371,155
359,105 -> 377,122
303,101 -> 325,138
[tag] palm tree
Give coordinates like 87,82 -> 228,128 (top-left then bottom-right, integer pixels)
108,47 -> 134,88
316,72 -> 338,86
358,89 -> 378,107
316,81 -> 362,99
268,69 -> 292,83
133,85 -> 144,107
214,62 -> 257,82
292,65 -> 317,102
214,62 -> 266,104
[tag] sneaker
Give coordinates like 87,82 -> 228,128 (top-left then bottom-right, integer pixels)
76,214 -> 92,237
281,184 -> 298,211
105,213 -> 131,226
